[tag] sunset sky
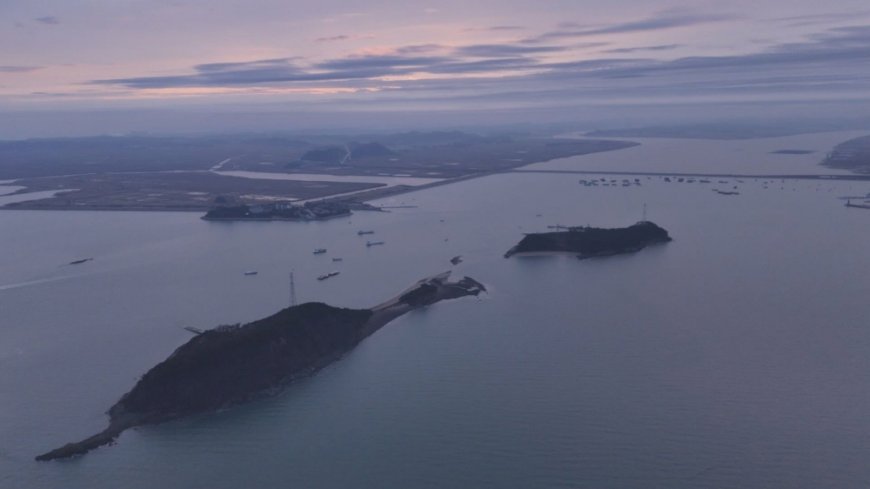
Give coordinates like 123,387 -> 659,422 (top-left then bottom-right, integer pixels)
3,0 -> 870,135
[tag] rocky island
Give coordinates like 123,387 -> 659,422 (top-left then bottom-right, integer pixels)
504,221 -> 672,259
36,272 -> 485,461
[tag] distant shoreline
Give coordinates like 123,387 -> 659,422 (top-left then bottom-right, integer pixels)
0,135 -> 637,212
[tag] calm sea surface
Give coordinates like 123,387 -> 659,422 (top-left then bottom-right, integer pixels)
1,132 -> 869,488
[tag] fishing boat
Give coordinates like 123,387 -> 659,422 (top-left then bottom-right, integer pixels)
357,230 -> 374,236
366,241 -> 385,247
313,248 -> 327,254
243,271 -> 258,276
317,271 -> 340,281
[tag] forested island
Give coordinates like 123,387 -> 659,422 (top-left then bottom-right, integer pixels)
35,272 -> 485,461
504,221 -> 672,259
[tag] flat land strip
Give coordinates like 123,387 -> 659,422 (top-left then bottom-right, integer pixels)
5,172 -> 383,211
1,133 -> 637,211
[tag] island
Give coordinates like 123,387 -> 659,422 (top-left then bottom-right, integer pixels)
35,272 -> 486,461
504,221 -> 672,259
202,200 -> 361,221
823,135 -> 870,173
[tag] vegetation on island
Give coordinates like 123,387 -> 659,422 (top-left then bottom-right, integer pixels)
113,303 -> 373,419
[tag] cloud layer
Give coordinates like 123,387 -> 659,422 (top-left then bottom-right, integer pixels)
87,22 -> 870,110
4,1 -> 870,118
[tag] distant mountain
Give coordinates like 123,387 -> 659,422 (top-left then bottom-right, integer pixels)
300,141 -> 395,164
376,131 -> 487,147
300,145 -> 347,164
348,141 -> 395,159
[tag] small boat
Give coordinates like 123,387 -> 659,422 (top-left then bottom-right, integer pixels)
450,255 -> 463,265
317,271 -> 340,281
69,258 -> 93,265
846,200 -> 870,209
243,271 -> 258,276
366,241 -> 385,247
332,258 -> 343,262
357,230 -> 374,236
313,248 -> 327,254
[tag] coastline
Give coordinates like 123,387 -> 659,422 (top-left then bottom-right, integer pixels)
201,210 -> 352,222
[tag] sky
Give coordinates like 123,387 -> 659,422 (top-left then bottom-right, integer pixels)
2,0 -> 870,136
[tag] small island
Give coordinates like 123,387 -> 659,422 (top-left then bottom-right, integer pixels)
36,272 -> 485,461
504,221 -> 672,259
202,200 -> 379,221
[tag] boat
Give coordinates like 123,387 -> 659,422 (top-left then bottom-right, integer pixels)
357,230 -> 374,236
332,257 -> 343,262
845,200 -> 870,209
366,241 -> 385,247
317,271 -> 340,281
450,255 -> 463,265
69,258 -> 93,265
313,248 -> 327,254
243,271 -> 258,276
714,189 -> 740,196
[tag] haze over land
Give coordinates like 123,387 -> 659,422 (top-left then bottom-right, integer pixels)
3,0 -> 870,137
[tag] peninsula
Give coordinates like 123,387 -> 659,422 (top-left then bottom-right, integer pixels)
504,221 -> 672,259
36,272 -> 485,461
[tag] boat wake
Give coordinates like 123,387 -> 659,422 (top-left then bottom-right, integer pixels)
0,275 -> 79,292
